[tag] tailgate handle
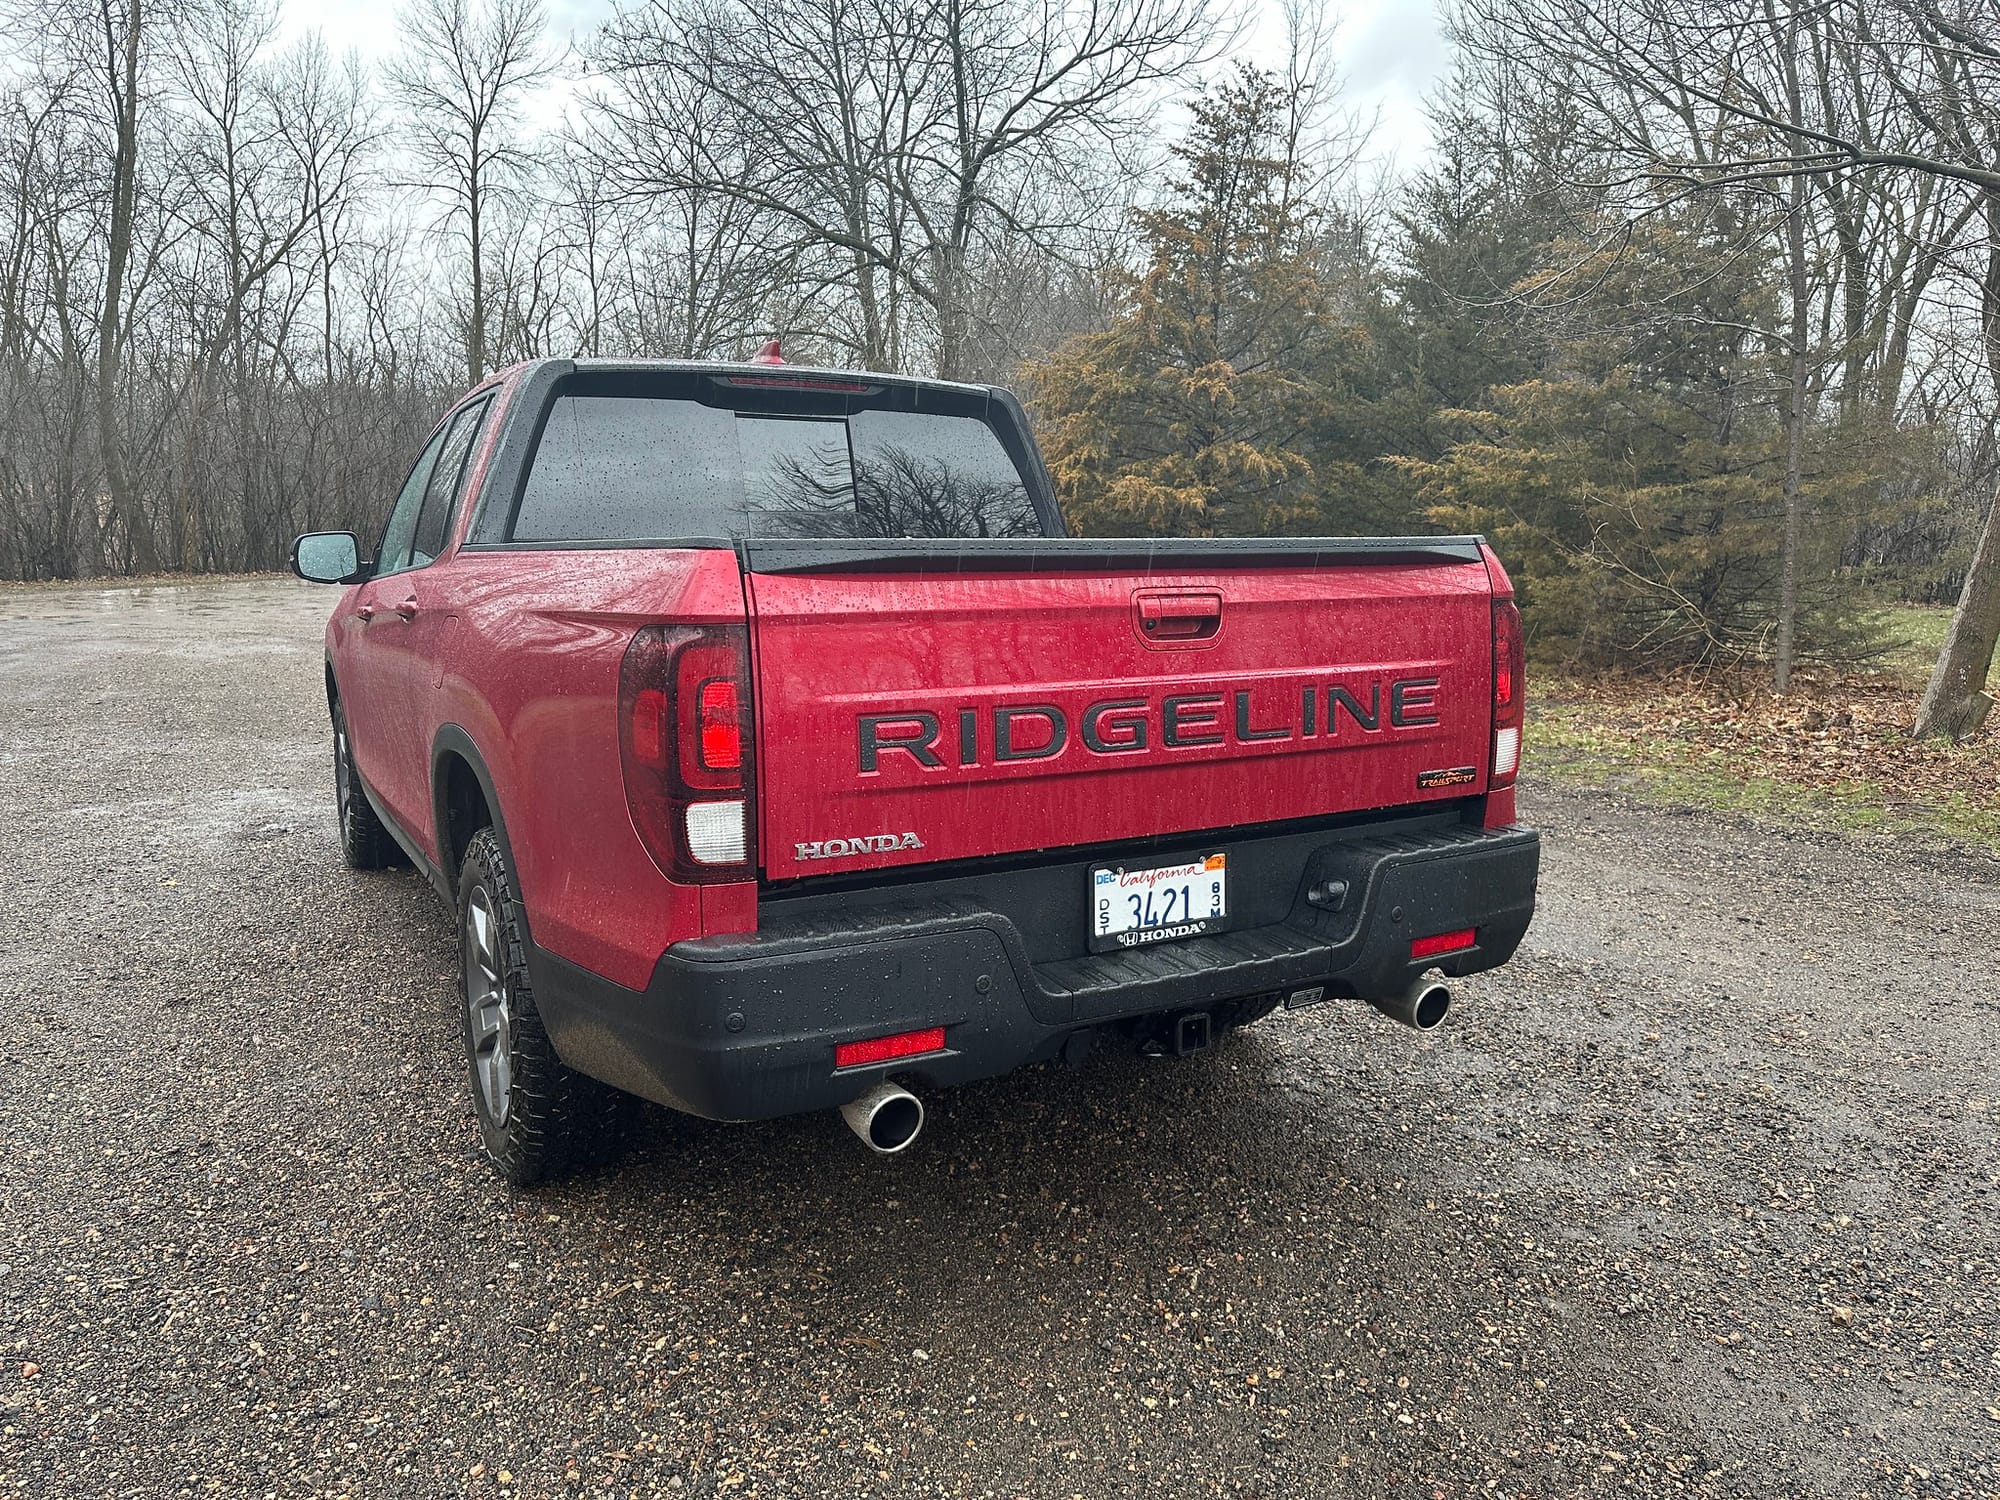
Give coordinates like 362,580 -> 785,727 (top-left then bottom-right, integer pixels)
1136,590 -> 1222,642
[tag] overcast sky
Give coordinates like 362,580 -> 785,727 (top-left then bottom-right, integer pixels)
277,0 -> 1449,167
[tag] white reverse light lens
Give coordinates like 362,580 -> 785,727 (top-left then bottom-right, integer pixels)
684,800 -> 747,864
1494,725 -> 1521,779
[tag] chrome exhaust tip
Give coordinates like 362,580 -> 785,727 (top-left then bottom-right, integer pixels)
1369,977 -> 1452,1031
839,1081 -> 926,1155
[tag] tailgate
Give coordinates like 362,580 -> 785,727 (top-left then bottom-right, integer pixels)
745,539 -> 1496,880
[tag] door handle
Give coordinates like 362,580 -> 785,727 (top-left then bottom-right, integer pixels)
355,603 -> 375,621
394,598 -> 419,620
1135,590 -> 1223,643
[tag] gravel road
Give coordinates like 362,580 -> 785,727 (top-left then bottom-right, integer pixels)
2,578 -> 1996,1500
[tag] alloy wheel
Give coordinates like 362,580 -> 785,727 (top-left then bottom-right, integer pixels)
464,887 -> 512,1124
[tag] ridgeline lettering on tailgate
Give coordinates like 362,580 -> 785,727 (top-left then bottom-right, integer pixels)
857,676 -> 1443,772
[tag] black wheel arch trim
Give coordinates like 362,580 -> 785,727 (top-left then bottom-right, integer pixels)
429,724 -> 529,934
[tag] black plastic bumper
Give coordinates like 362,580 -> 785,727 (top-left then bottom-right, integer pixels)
530,816 -> 1540,1122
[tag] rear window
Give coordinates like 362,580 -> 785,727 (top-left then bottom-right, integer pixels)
510,395 -> 1041,542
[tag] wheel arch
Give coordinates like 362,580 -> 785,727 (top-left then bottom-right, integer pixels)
430,726 -> 524,920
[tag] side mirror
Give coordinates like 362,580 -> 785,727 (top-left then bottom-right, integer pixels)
291,531 -> 366,584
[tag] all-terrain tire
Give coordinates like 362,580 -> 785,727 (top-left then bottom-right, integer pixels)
456,827 -> 635,1186
332,698 -> 400,870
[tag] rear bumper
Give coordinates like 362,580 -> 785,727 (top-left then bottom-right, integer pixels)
529,815 -> 1540,1121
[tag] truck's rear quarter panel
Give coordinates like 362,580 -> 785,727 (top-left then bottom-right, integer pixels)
439,546 -> 750,988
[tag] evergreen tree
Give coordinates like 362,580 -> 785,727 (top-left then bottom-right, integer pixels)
1412,202 -> 1880,666
1375,50 -> 1600,461
1026,66 -> 1388,536
1378,110 -> 1540,455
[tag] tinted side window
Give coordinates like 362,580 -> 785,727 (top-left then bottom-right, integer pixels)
508,394 -> 1040,542
375,424 -> 451,577
409,398 -> 491,568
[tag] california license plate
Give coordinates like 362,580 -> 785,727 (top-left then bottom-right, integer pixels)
1090,853 -> 1227,952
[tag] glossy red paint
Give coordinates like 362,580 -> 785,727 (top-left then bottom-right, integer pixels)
424,547 -> 752,989
747,560 -> 1495,879
331,543 -> 1514,989
323,373 -> 761,989
332,371 -> 520,845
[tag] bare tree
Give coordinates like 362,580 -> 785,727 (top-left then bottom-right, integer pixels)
1455,0 -> 2000,724
589,0 -> 1217,377
570,65 -> 812,360
388,0 -> 553,386
30,0 -> 154,568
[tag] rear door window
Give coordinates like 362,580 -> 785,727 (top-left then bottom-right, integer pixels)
509,394 -> 1040,542
408,397 -> 492,568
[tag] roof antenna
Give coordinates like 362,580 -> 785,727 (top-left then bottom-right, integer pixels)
750,338 -> 785,366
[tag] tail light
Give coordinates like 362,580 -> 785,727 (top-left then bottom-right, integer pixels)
1491,598 -> 1523,788
619,624 -> 755,882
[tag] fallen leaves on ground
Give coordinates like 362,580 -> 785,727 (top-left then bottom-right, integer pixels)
1534,667 -> 2000,849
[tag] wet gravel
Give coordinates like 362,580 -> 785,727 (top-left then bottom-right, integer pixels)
1,578 -> 1997,1500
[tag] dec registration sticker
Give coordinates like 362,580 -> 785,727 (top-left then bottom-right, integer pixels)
1090,853 -> 1227,952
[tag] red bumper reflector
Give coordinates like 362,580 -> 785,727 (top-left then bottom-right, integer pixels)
834,1026 -> 947,1070
1411,928 -> 1476,960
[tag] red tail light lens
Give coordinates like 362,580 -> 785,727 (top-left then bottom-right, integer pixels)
698,678 -> 741,770
619,624 -> 755,883
1491,598 -> 1524,789
629,686 -> 670,771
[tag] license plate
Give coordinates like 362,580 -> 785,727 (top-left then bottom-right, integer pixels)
1090,853 -> 1226,952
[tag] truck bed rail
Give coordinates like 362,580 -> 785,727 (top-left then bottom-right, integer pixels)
737,536 -> 1490,575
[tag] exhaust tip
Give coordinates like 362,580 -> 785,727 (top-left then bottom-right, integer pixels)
840,1082 -> 925,1154
1409,979 -> 1451,1030
1369,978 -> 1452,1031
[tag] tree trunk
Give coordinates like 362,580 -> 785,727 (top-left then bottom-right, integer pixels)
933,240 -> 965,381
467,148 -> 485,385
1913,485 -> 2000,738
1774,188 -> 1809,693
95,0 -> 145,574
853,248 -> 887,370
1770,15 -> 1817,694
1913,188 -> 2000,738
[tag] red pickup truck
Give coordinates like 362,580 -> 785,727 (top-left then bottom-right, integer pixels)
292,356 -> 1538,1184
